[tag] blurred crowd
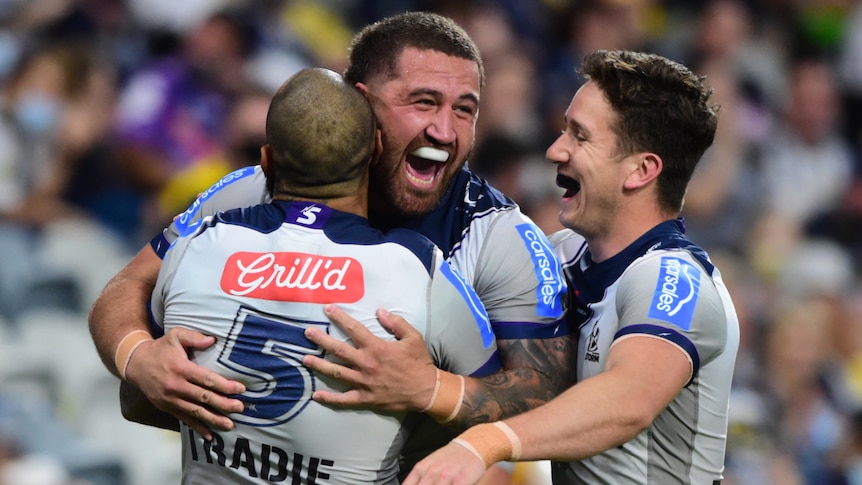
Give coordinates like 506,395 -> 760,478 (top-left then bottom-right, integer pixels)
1,0 -> 862,484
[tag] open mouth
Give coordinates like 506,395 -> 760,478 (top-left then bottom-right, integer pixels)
556,174 -> 581,198
406,147 -> 449,187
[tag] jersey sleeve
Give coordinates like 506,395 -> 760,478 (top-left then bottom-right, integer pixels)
472,210 -> 568,339
549,228 -> 587,267
425,249 -> 500,378
149,233 -> 193,332
613,250 -> 728,384
151,166 -> 268,258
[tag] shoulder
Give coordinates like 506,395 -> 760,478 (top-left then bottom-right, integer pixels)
172,165 -> 268,237
380,228 -> 439,275
550,229 -> 587,267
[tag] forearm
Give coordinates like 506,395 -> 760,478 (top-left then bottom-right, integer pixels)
88,246 -> 160,377
475,337 -> 691,463
120,380 -> 180,431
504,369 -> 650,461
451,335 -> 574,427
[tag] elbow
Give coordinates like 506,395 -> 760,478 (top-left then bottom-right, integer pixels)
616,408 -> 657,444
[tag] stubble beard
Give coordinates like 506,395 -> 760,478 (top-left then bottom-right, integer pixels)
369,162 -> 447,218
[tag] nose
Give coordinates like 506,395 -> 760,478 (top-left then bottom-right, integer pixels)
545,133 -> 568,165
425,108 -> 457,145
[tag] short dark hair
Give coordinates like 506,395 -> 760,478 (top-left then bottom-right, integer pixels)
265,68 -> 376,198
343,11 -> 485,89
581,50 -> 718,215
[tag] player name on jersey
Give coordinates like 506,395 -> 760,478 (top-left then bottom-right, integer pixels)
187,429 -> 336,483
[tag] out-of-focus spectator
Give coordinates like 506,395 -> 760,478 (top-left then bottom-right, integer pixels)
5,2 -> 862,484
762,298 -> 848,484
59,54 -> 149,250
541,0 -> 652,148
723,387 -> 804,485
155,84 -> 271,223
683,60 -> 766,255
112,9 -> 254,230
0,42 -> 93,320
749,55 -> 855,282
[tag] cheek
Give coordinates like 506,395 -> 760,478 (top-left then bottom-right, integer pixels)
455,123 -> 475,151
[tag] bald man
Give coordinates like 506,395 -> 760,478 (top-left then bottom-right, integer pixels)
143,68 -> 500,484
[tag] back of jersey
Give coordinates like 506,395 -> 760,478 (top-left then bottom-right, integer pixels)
150,200 -> 498,485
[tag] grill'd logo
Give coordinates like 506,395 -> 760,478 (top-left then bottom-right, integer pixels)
221,251 -> 364,303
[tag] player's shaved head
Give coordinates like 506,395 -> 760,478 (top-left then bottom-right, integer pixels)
265,67 -> 376,198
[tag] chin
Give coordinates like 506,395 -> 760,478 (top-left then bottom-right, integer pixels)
558,211 -> 581,231
398,199 -> 438,218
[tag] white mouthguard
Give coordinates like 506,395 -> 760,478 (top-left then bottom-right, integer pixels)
411,147 -> 449,163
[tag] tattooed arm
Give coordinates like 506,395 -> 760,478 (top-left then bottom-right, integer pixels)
458,335 -> 574,426
303,307 -> 574,426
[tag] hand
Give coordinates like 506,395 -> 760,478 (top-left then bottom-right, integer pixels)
123,327 -> 246,440
402,442 -> 488,485
302,305 -> 437,412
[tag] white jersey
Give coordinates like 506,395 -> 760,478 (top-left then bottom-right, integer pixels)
550,220 -> 739,485
154,166 -> 570,472
158,166 -> 567,336
150,200 -> 501,484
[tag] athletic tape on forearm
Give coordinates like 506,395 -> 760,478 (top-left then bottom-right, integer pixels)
421,368 -> 465,423
114,330 -> 153,380
451,422 -> 522,467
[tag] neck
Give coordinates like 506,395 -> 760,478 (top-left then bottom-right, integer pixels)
586,205 -> 672,263
272,194 -> 368,219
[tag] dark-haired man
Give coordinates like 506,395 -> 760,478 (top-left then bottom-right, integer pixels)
405,49 -> 740,485
144,67 -> 499,483
89,10 -> 570,474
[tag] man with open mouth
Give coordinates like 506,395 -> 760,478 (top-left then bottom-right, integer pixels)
406,49 -> 741,485
89,10 -> 571,480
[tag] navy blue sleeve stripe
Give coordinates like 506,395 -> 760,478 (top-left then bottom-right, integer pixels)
615,324 -> 700,386
491,318 -> 570,340
146,299 -> 165,338
468,350 -> 503,377
150,232 -> 170,259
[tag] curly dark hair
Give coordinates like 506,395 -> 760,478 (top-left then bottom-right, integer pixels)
343,11 -> 484,90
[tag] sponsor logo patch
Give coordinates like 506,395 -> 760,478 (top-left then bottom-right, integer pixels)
647,256 -> 701,331
176,166 -> 257,236
221,251 -> 364,303
516,224 -> 565,318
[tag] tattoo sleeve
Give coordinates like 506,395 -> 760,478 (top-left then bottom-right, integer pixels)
455,334 -> 576,428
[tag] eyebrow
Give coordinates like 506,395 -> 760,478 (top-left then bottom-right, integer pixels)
565,116 -> 587,135
409,88 -> 480,106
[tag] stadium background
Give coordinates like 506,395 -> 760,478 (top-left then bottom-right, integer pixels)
2,0 -> 862,483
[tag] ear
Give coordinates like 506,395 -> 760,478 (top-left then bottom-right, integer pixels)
355,82 -> 370,96
623,152 -> 662,191
260,144 -> 273,177
370,128 -> 383,166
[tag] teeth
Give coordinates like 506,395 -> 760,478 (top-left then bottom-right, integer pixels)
411,147 -> 449,162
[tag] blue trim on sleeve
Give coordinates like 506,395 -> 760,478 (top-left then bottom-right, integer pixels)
469,350 -> 502,377
146,299 -> 164,338
150,232 -> 170,260
174,165 -> 257,237
615,324 -> 700,386
491,317 -> 570,340
440,262 -> 494,348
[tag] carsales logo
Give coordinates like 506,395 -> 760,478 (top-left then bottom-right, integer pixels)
221,251 -> 365,303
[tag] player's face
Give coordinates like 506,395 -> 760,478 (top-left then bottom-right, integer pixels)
360,47 -> 480,218
546,81 -> 632,240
